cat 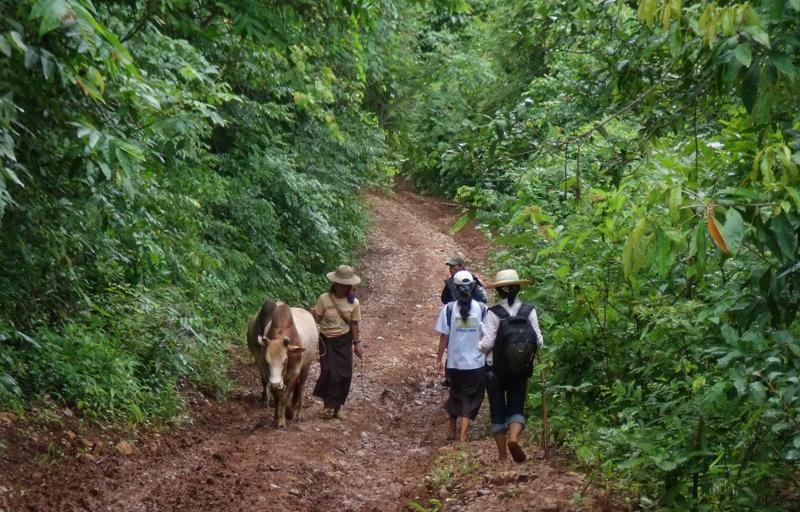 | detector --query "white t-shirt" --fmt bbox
[435,301,486,370]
